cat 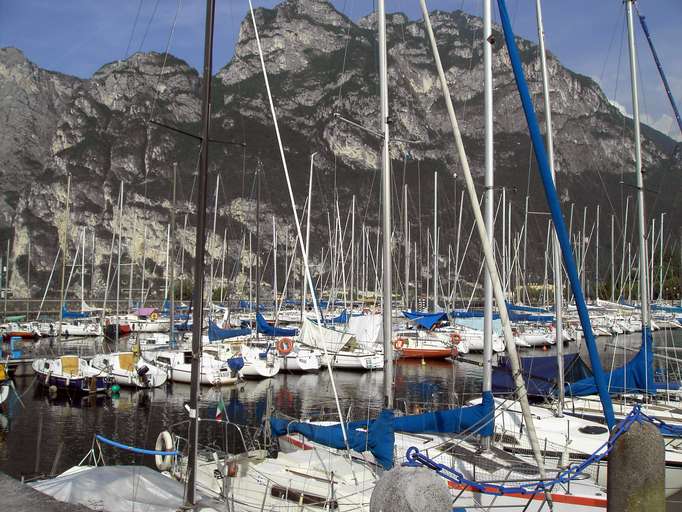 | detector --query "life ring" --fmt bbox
[277,337,294,355]
[450,333,462,345]
[155,431,175,471]
[150,312,159,321]
[393,338,406,350]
